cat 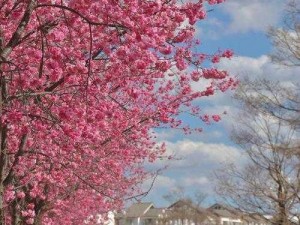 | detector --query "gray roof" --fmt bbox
[211,209,238,218]
[209,203,243,219]
[168,200,219,221]
[115,202,156,218]
[126,202,153,218]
